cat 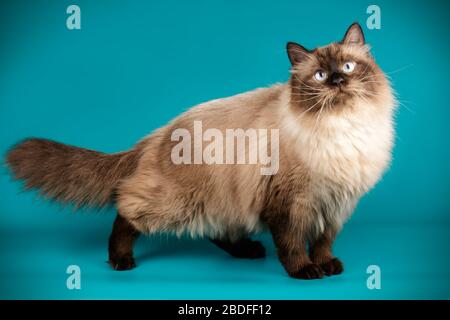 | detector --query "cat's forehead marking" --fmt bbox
[339,44,371,60]
[314,43,370,63]
[291,43,372,76]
